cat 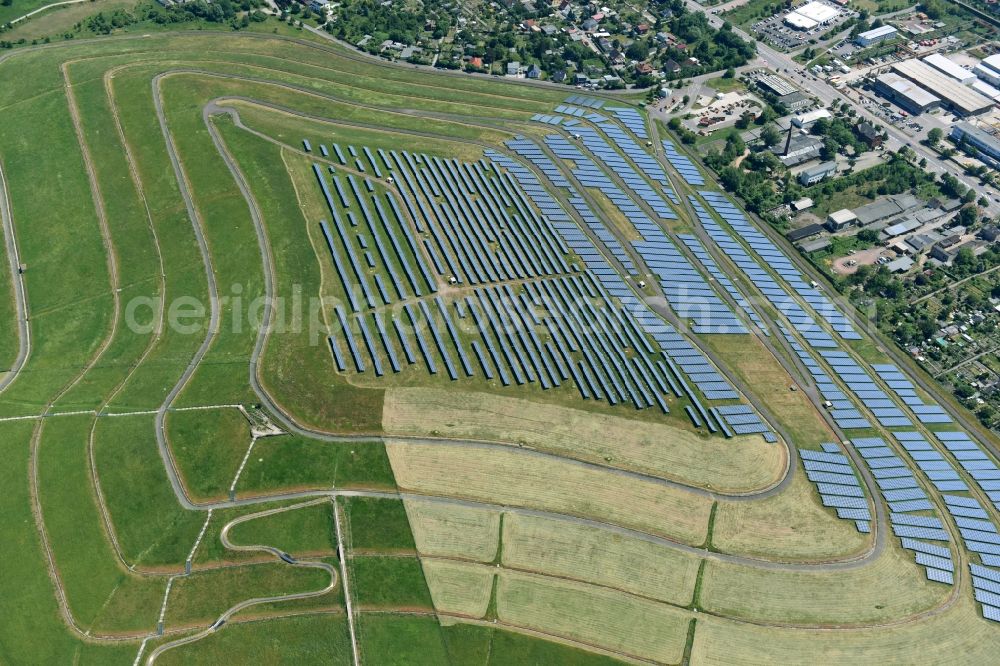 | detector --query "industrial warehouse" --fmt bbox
[890,59,993,116]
